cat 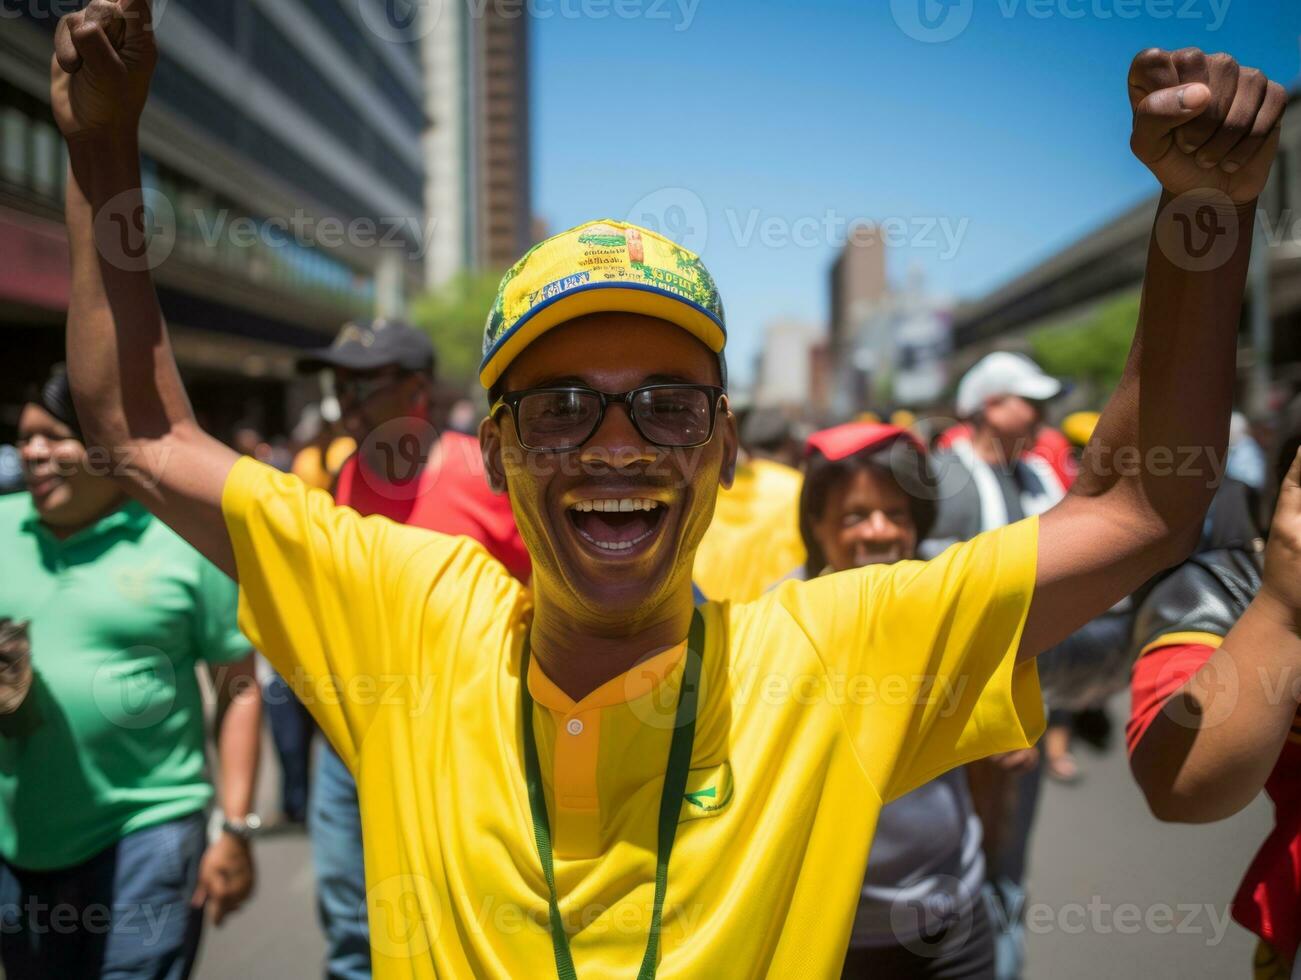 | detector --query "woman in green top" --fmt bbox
[0,365,262,980]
